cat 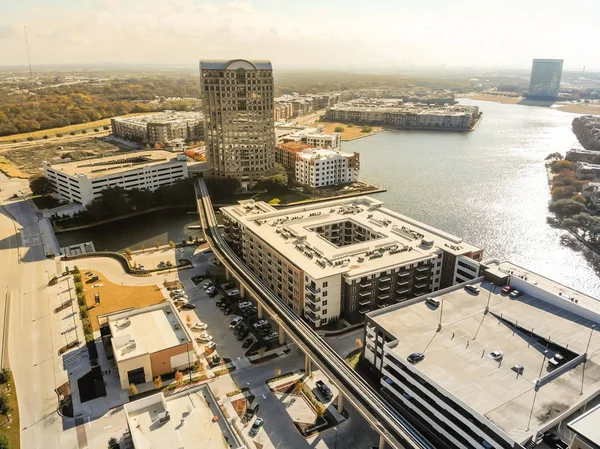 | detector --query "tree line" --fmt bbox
[0,76,201,136]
